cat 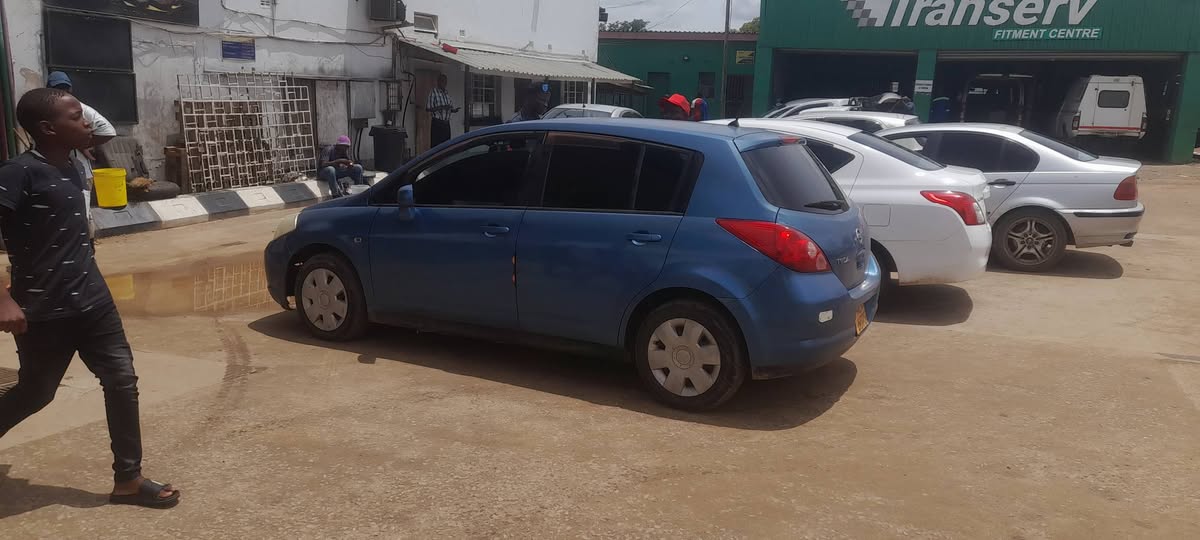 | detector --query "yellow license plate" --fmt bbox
[854,304,869,336]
